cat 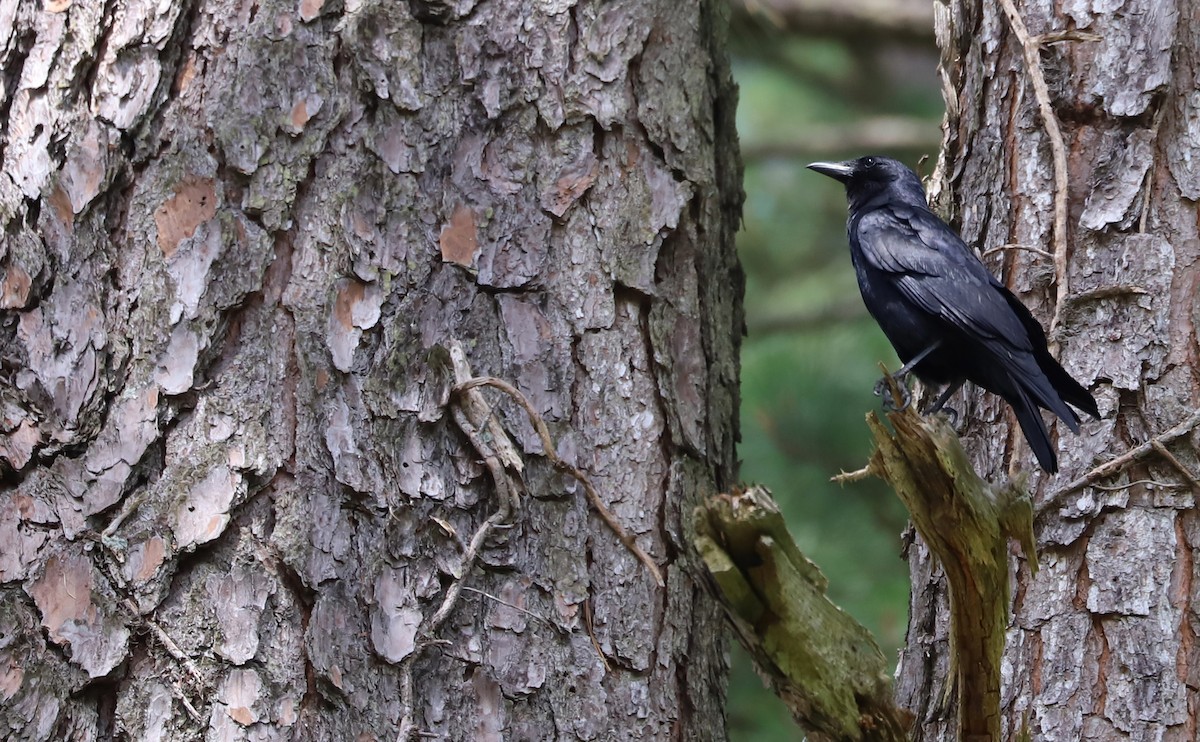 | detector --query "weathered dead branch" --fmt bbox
[740,116,940,162]
[838,375,1037,740]
[694,485,910,741]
